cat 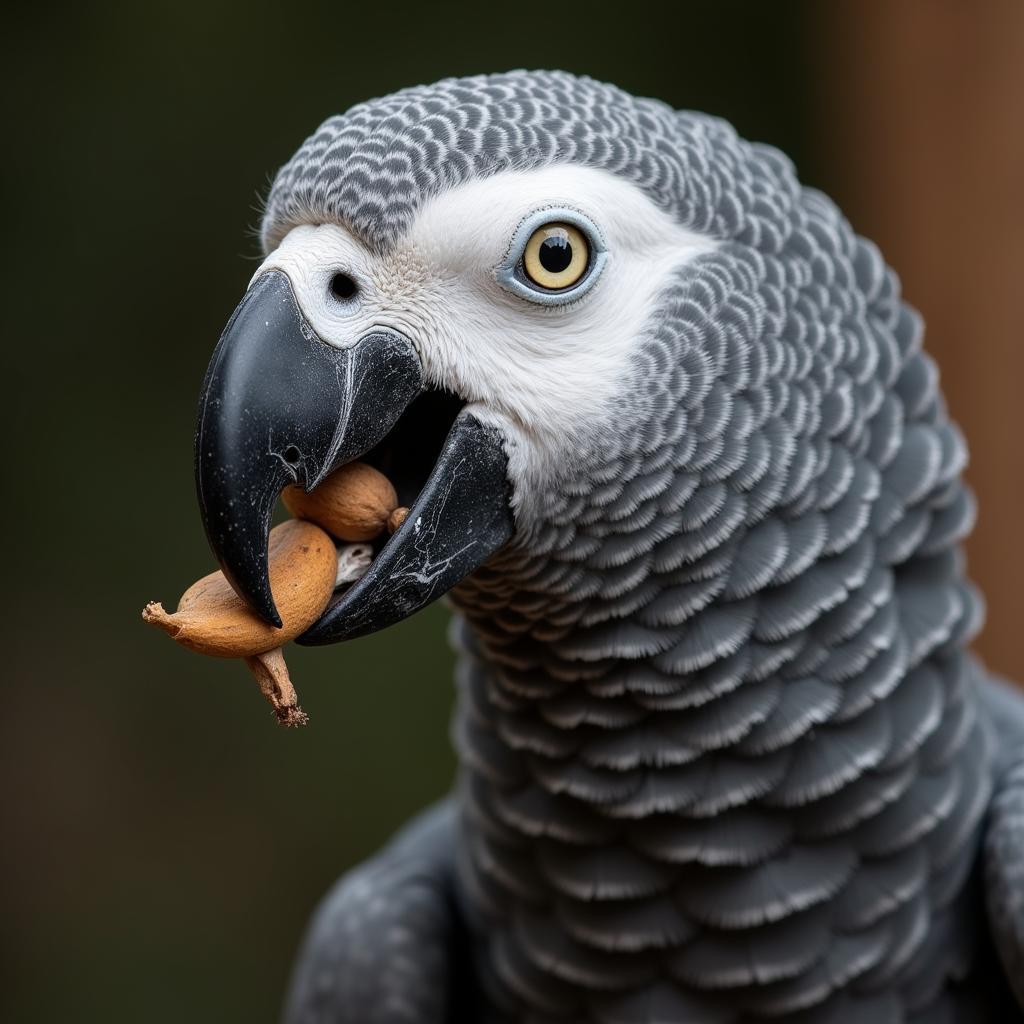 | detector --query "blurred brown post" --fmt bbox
[819,0,1024,684]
